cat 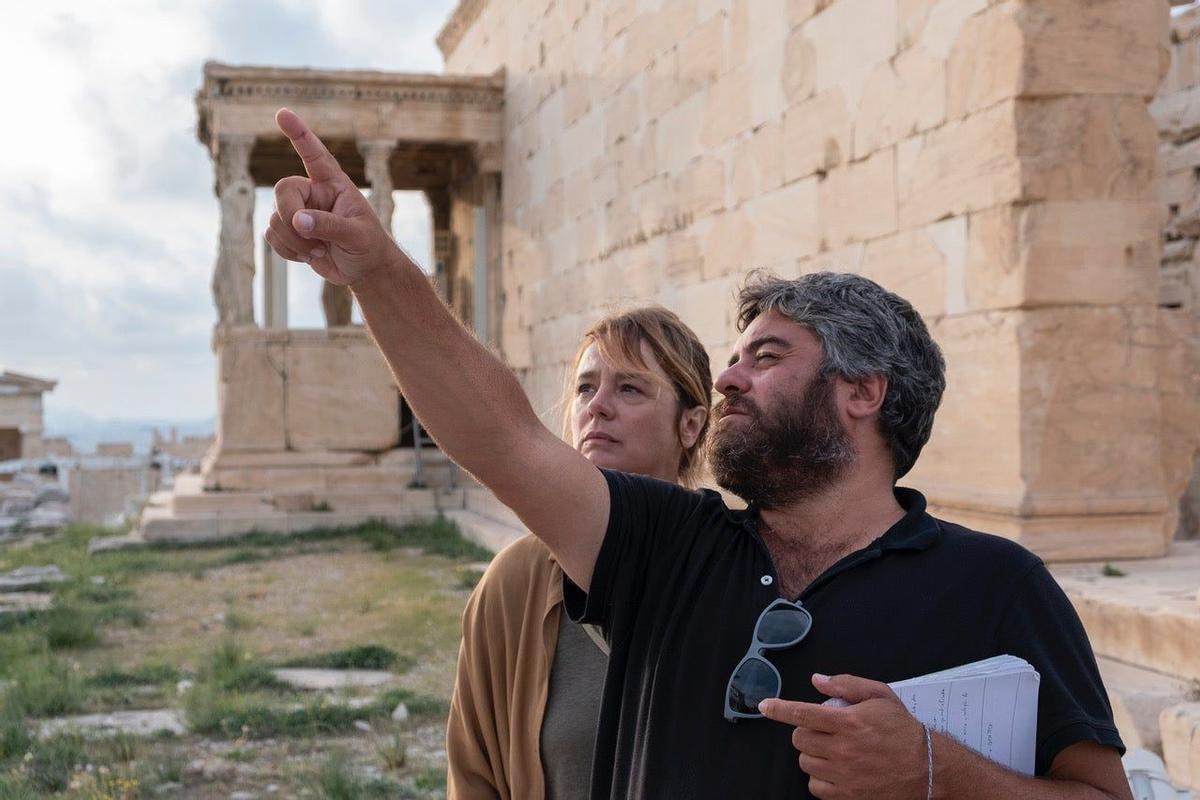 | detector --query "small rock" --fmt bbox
[265,785,279,794]
[186,758,206,776]
[0,564,67,593]
[90,575,106,585]
[229,792,258,800]
[391,703,409,723]
[154,783,183,796]
[353,720,372,733]
[176,679,195,694]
